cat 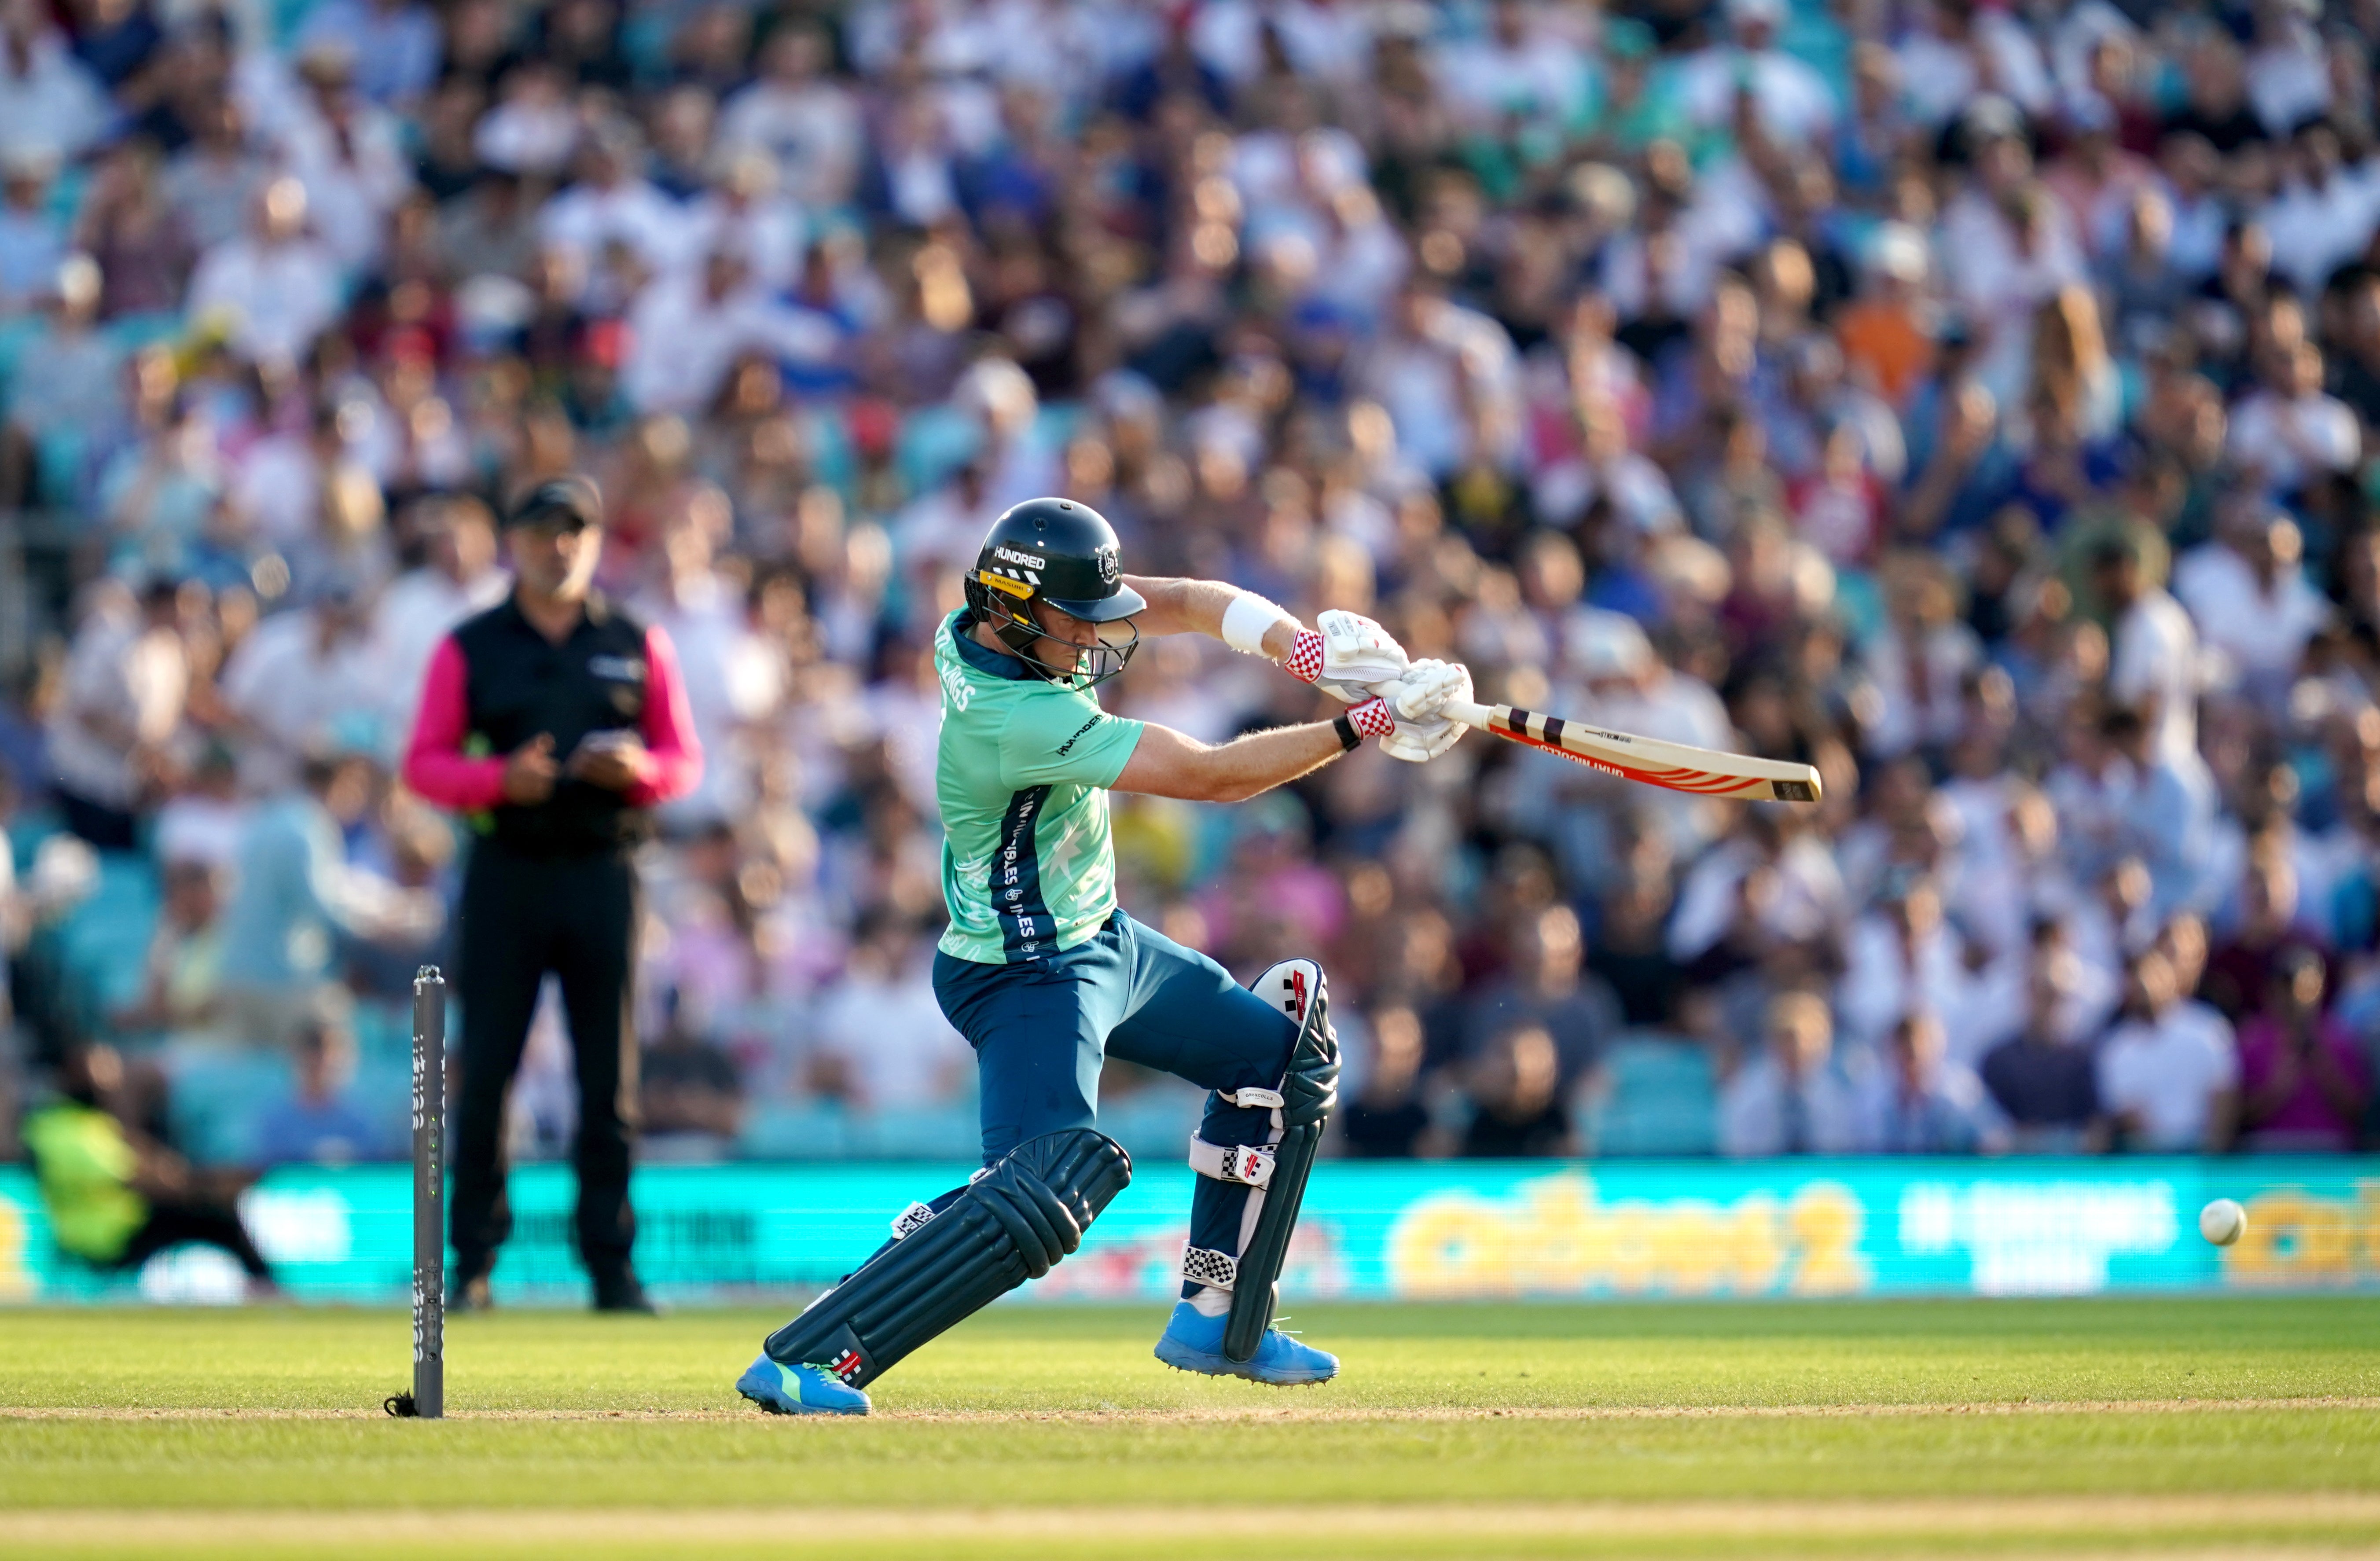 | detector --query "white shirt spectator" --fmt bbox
[47,596,187,810]
[1353,294,1518,478]
[540,174,690,283]
[2107,586,2201,771]
[294,0,440,106]
[717,55,863,211]
[621,263,812,415]
[2171,536,2329,693]
[2227,382,2361,498]
[1853,1055,2007,1153]
[473,70,580,175]
[1432,17,1587,137]
[278,94,414,270]
[807,939,973,1110]
[372,562,510,738]
[1680,45,1838,145]
[635,546,781,821]
[2097,1001,2237,1151]
[1897,12,2052,125]
[680,184,808,292]
[1718,1054,1863,1156]
[186,230,341,364]
[0,26,112,161]
[2247,23,2331,136]
[2262,173,2379,297]
[217,606,383,790]
[1667,830,1847,962]
[1836,908,1985,1062]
